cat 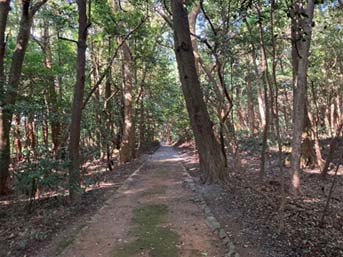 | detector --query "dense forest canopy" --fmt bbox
[0,0,342,190]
